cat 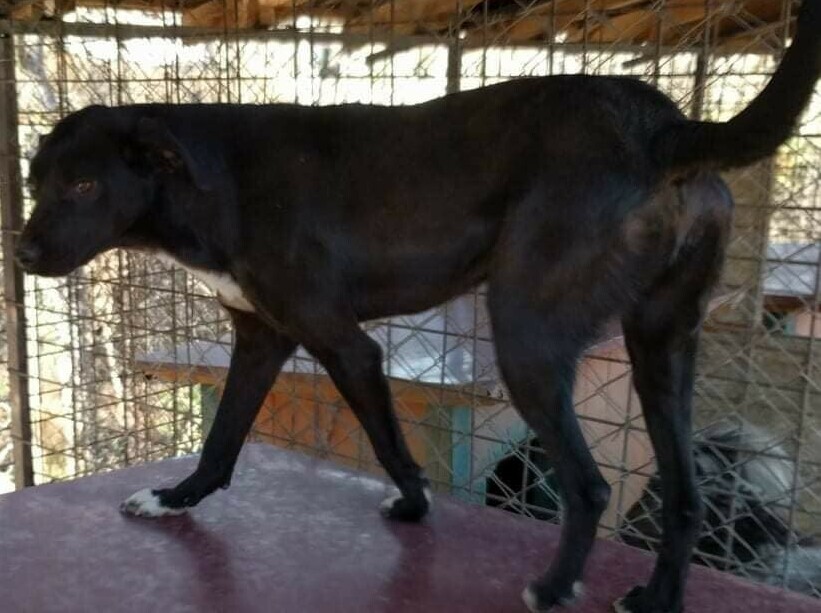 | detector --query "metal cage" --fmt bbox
[0,0,818,597]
